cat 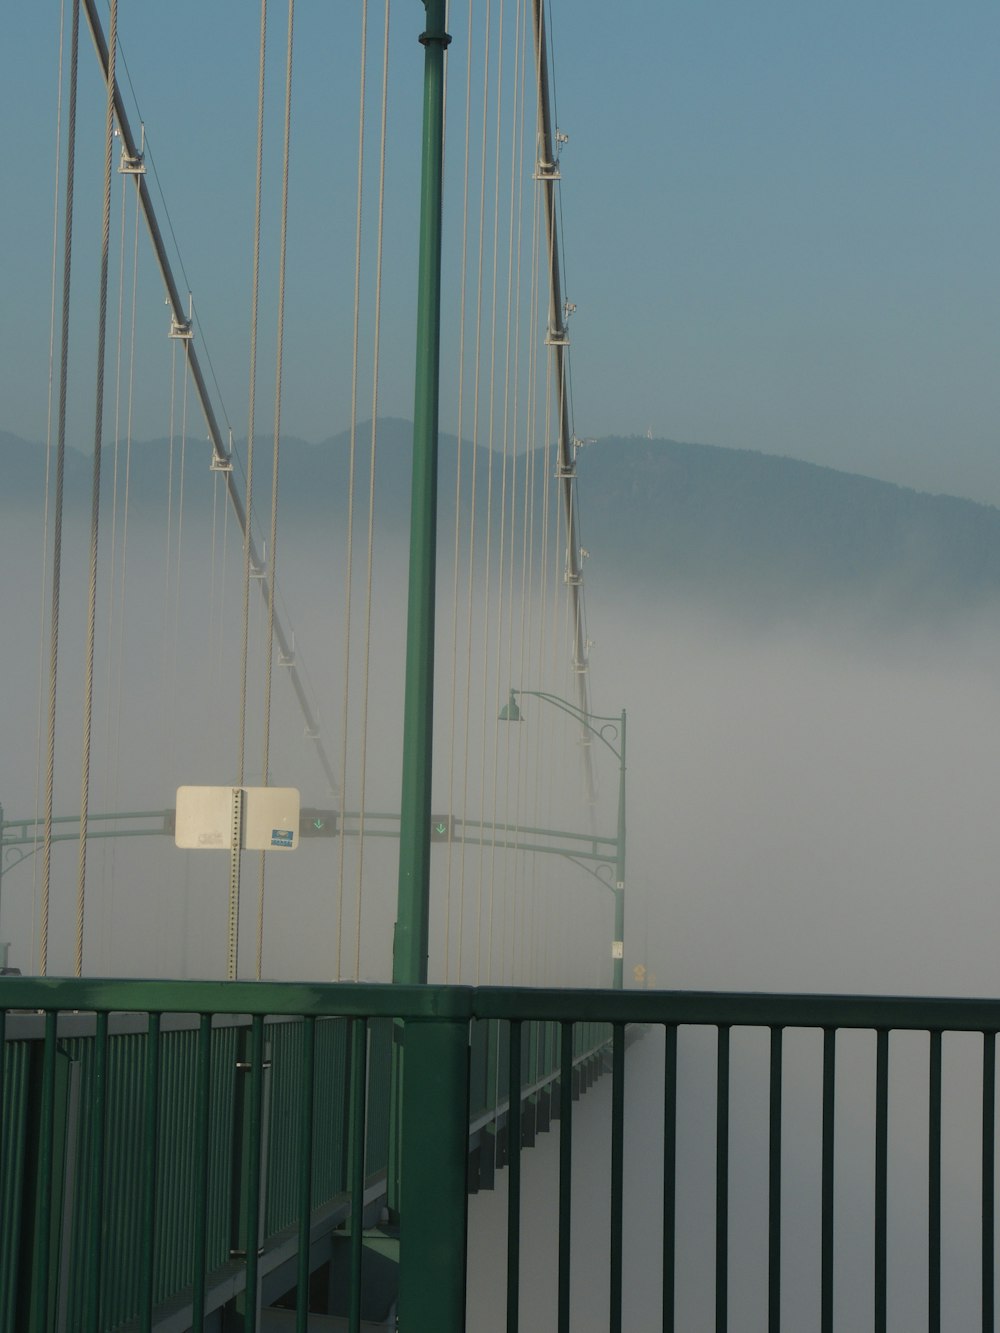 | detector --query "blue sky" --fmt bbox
[2,2,998,504]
